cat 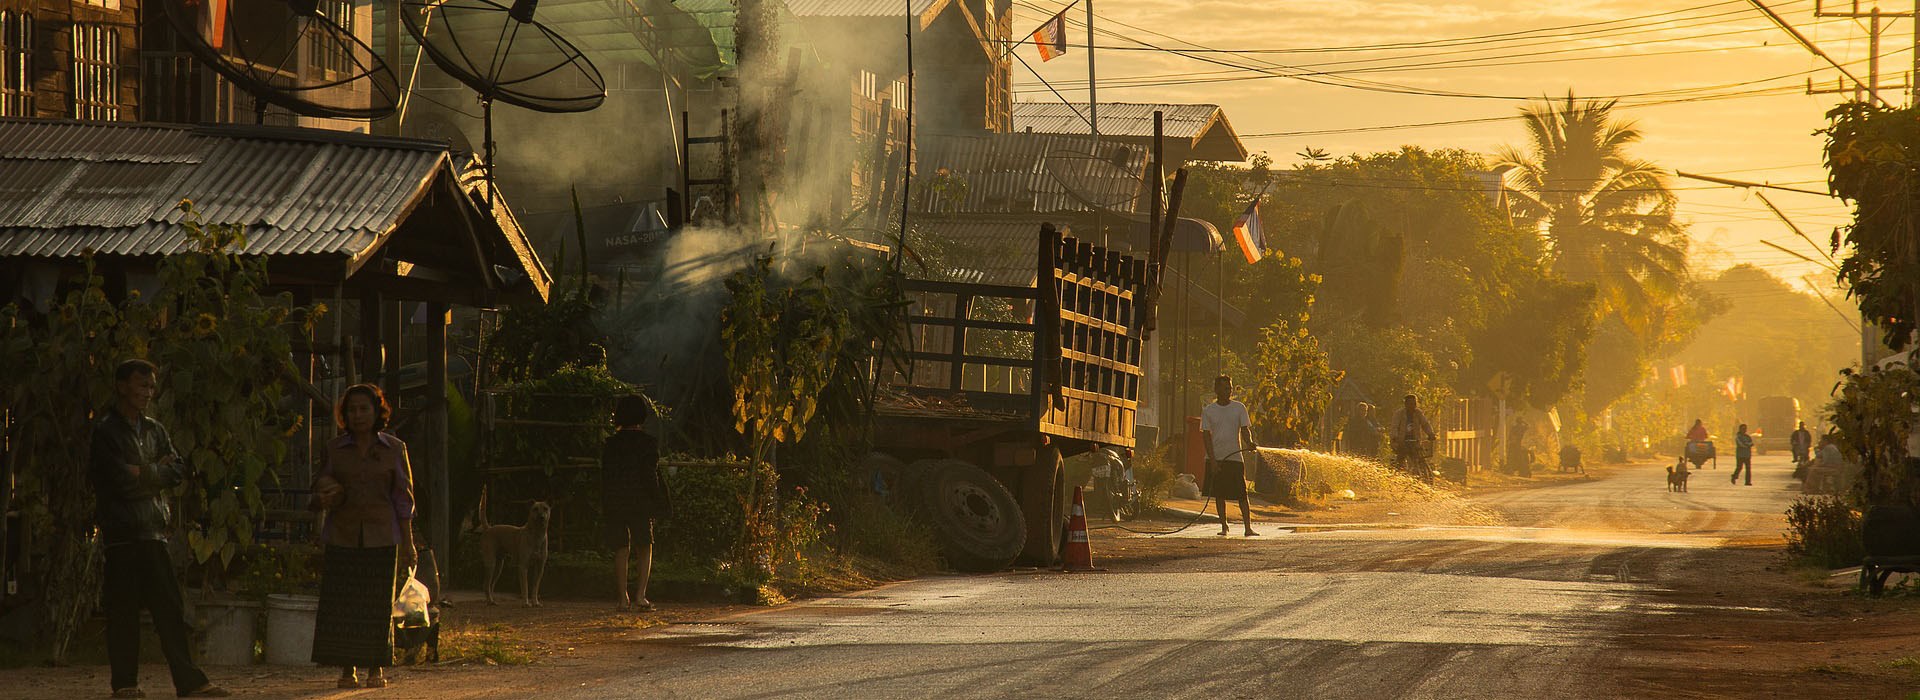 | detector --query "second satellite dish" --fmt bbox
[159,0,401,121]
[399,0,607,113]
